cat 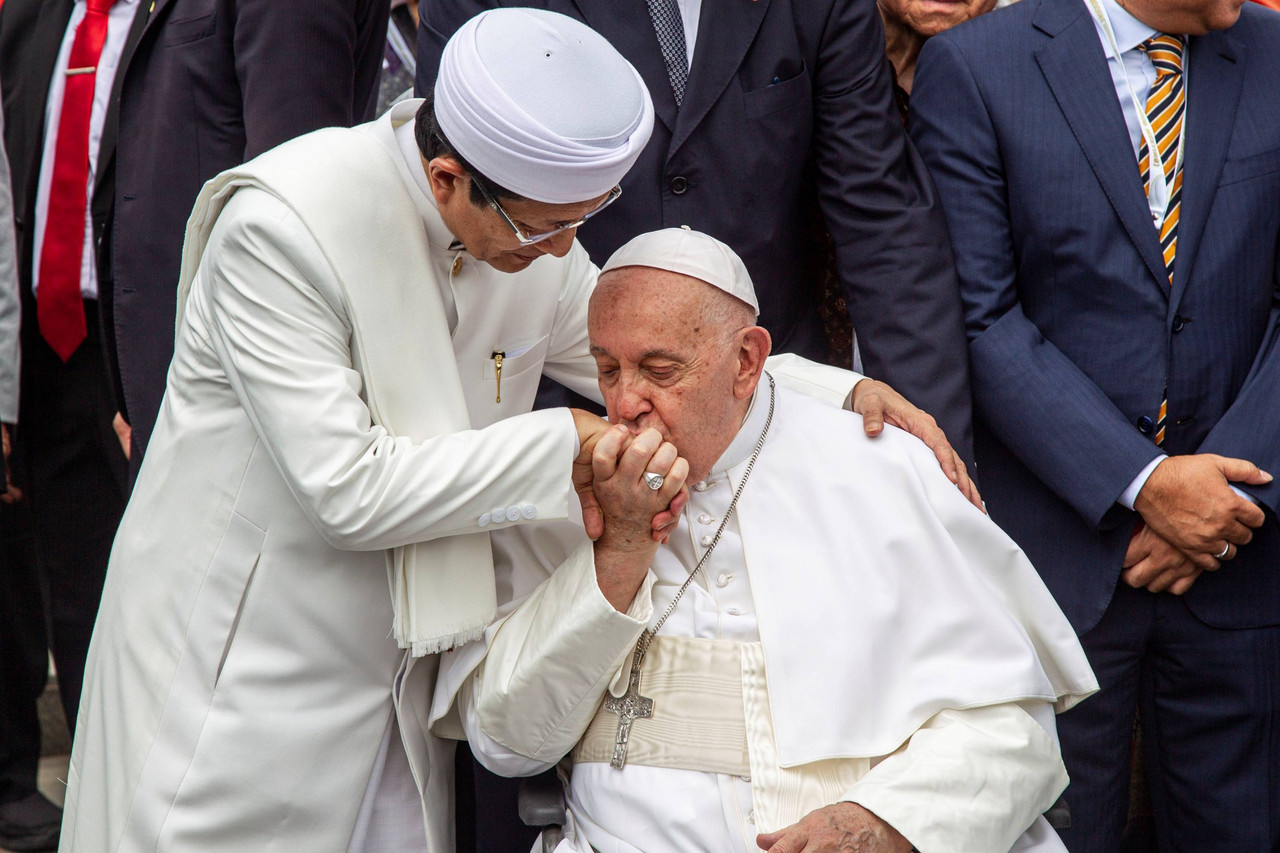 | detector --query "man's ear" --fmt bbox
[733,326,772,400]
[426,156,466,207]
